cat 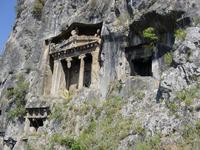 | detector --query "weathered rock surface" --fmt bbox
[0,0,200,149]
